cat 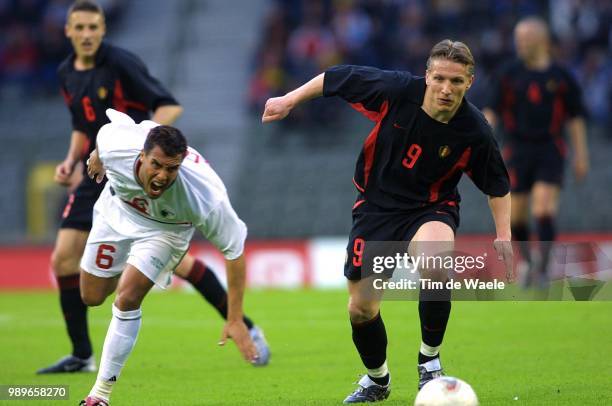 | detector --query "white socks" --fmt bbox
[90,304,142,401]
[367,360,389,378]
[419,341,440,358]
